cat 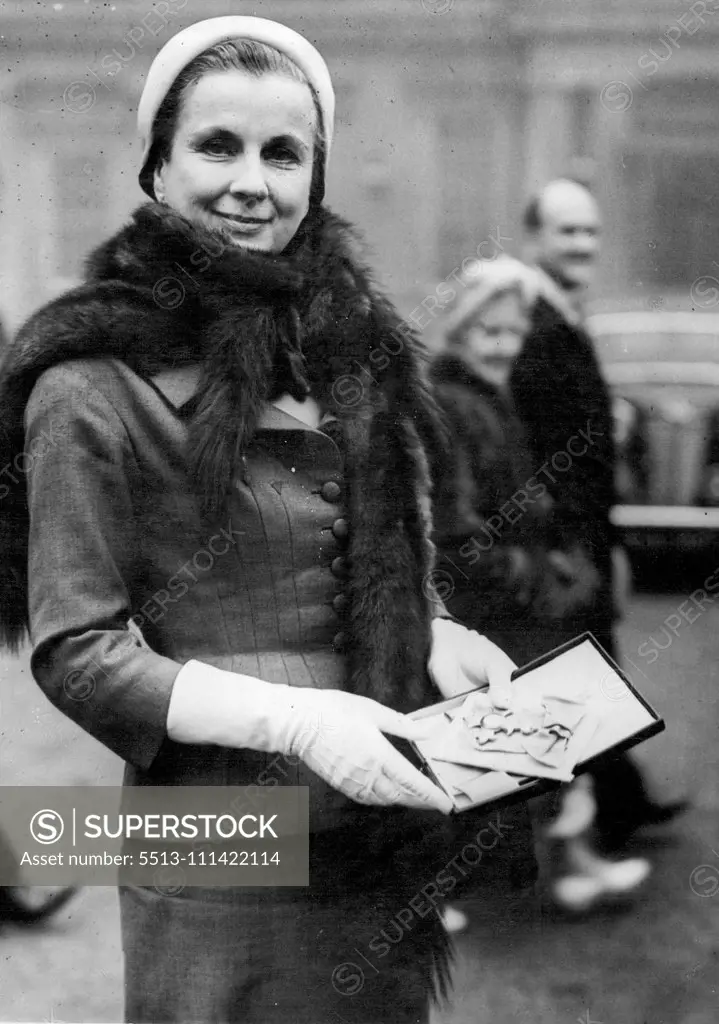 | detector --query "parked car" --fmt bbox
[588,311,719,556]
